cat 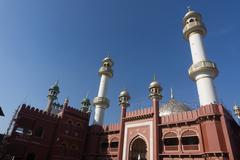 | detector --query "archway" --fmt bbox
[129,137,147,160]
